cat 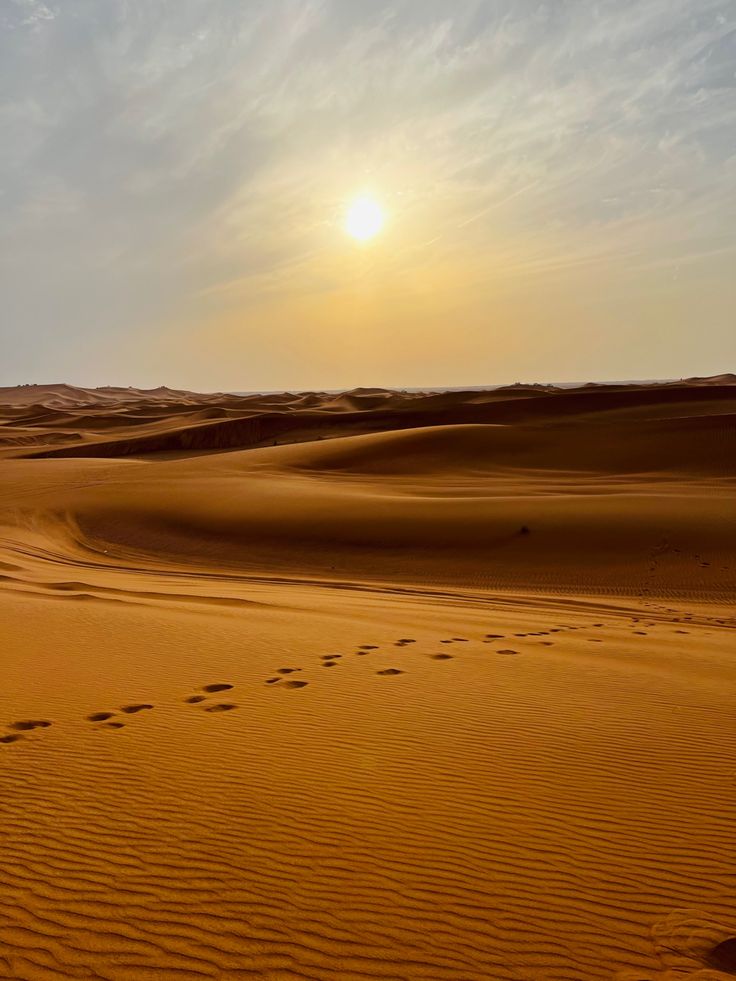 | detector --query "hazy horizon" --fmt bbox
[2,0,735,391]
[5,372,733,396]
